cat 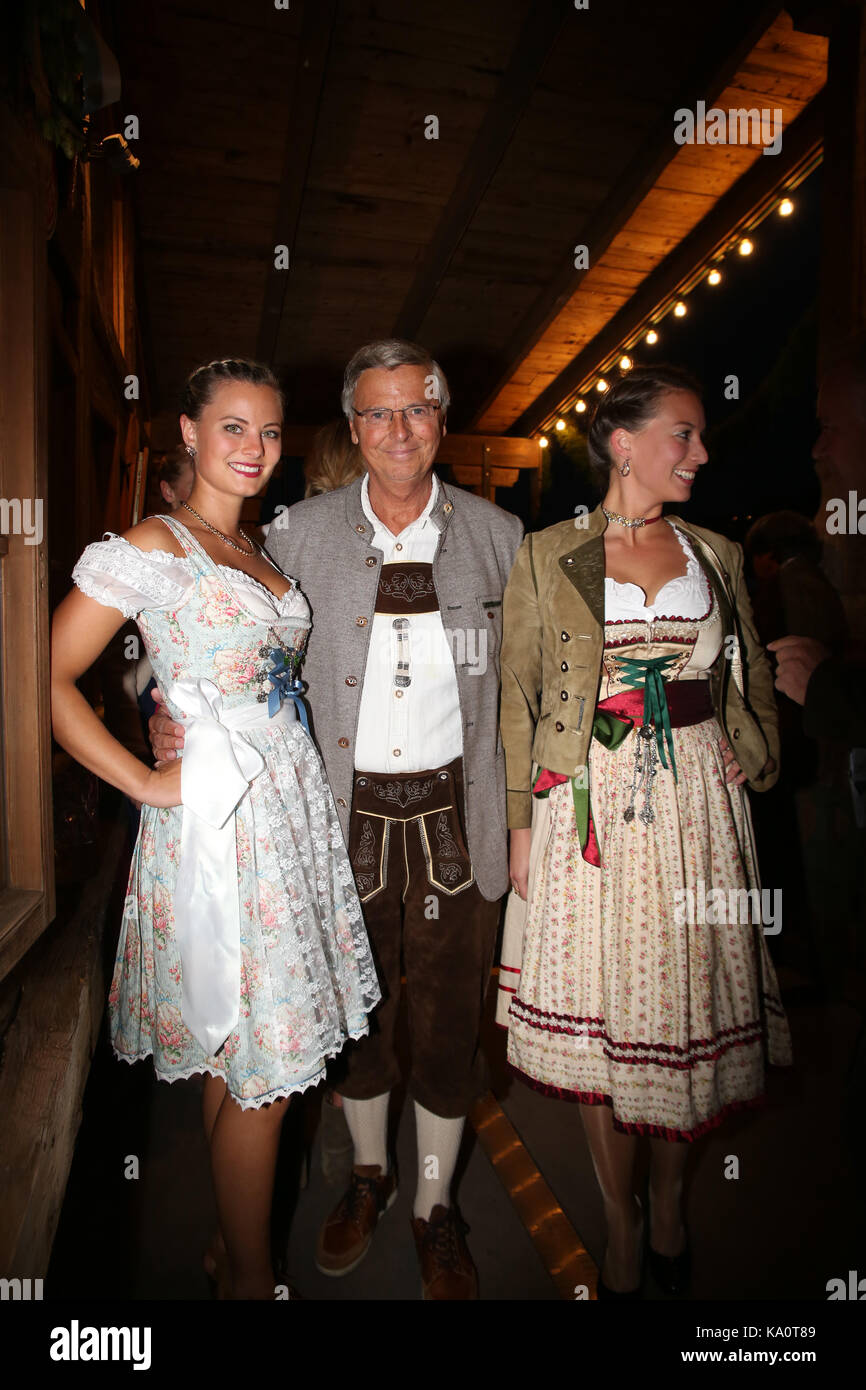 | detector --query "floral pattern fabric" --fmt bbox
[73,517,380,1108]
[506,526,792,1140]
